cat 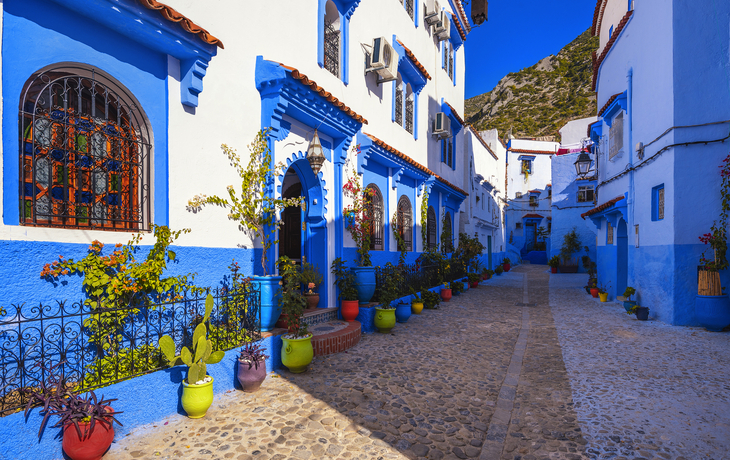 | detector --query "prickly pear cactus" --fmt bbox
[158,294,225,384]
